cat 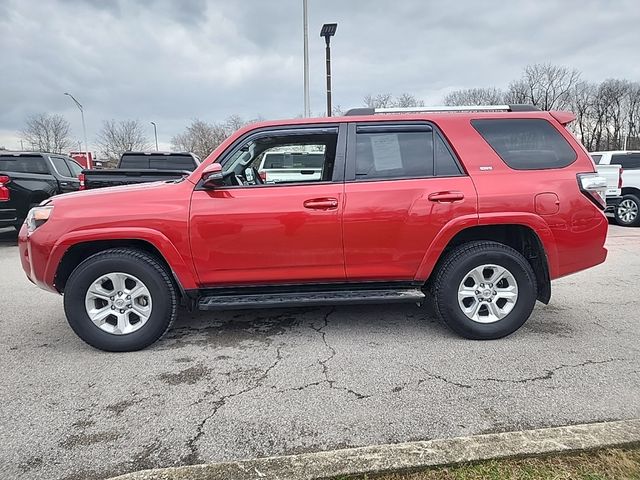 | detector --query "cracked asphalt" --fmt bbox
[1,224,639,480]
